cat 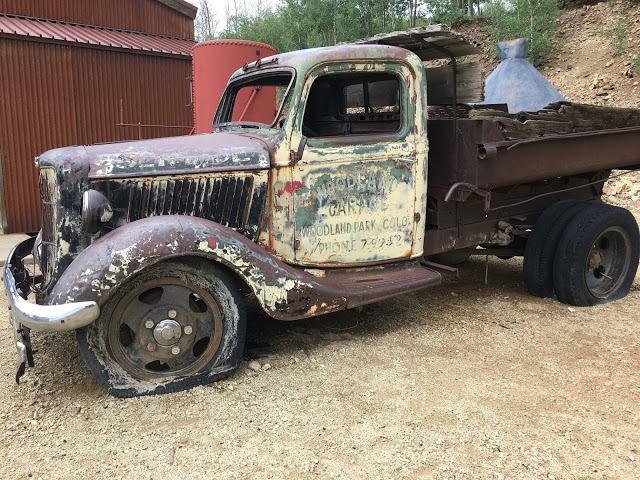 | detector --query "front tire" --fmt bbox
[553,204,639,306]
[77,259,246,397]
